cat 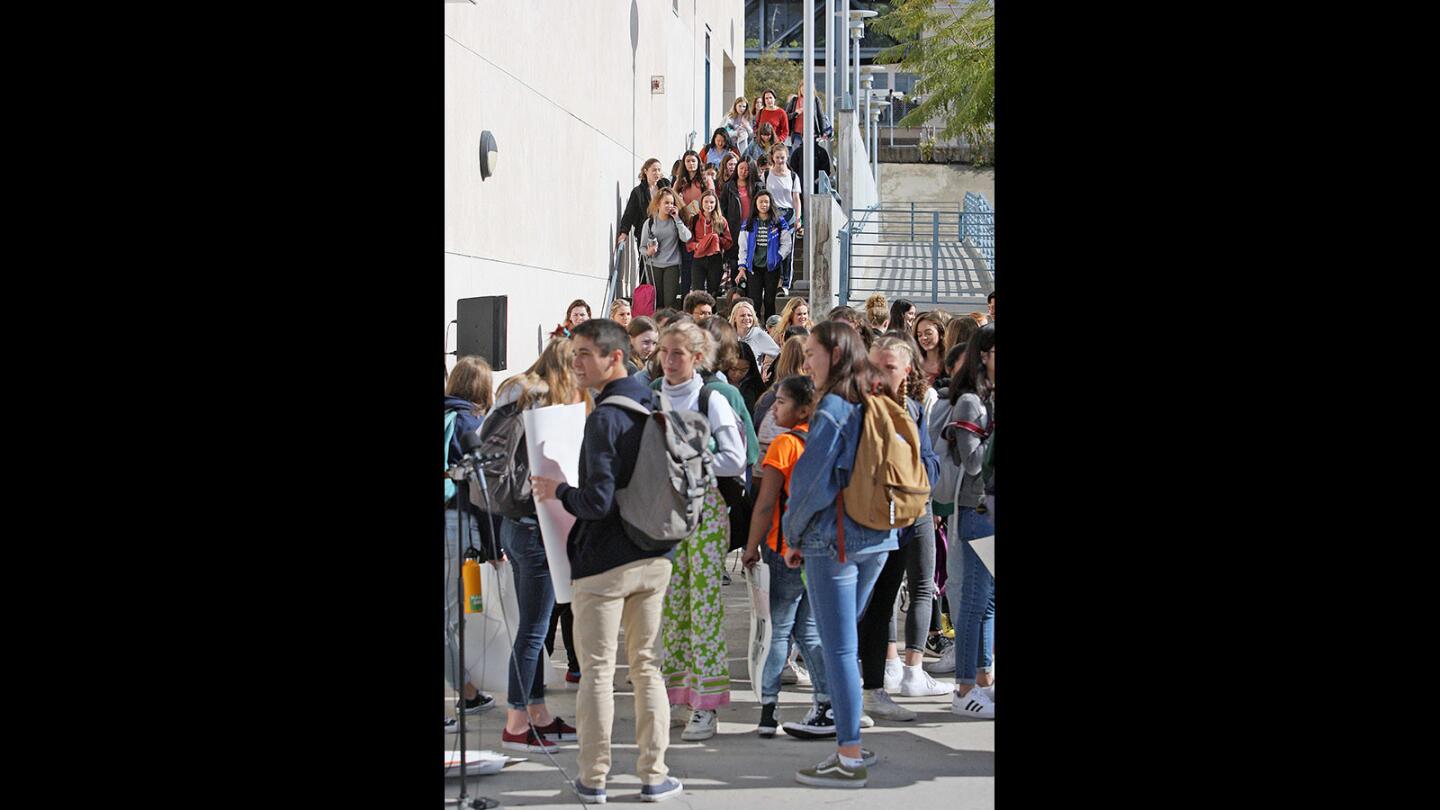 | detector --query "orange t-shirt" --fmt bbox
[762,423,808,554]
